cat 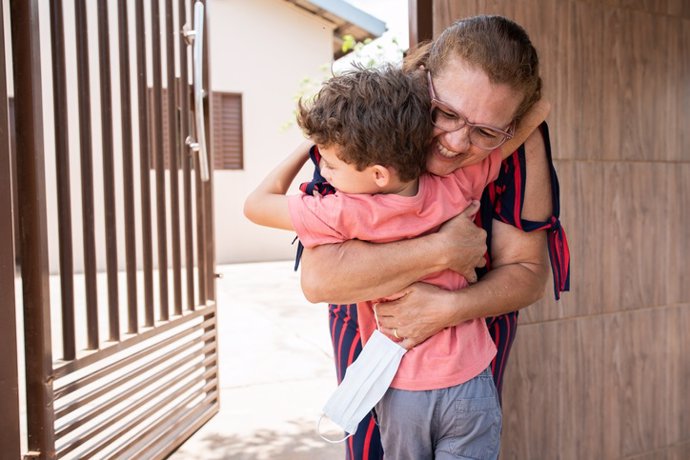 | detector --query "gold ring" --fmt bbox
[393,328,400,339]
